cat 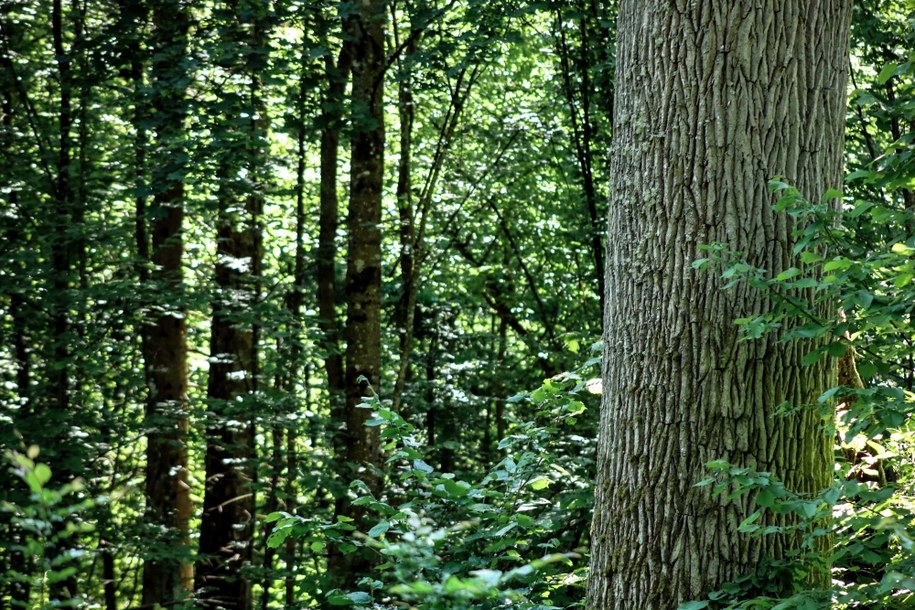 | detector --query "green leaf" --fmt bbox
[528,476,551,490]
[677,601,710,610]
[791,278,819,289]
[801,349,823,366]
[858,361,877,379]
[799,251,823,264]
[826,342,847,358]
[412,459,434,474]
[876,62,899,84]
[823,258,852,272]
[264,511,286,523]
[367,521,389,537]
[443,479,471,498]
[267,530,291,549]
[328,591,371,606]
[34,463,52,487]
[822,188,843,201]
[891,242,915,256]
[775,267,801,281]
[756,487,776,508]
